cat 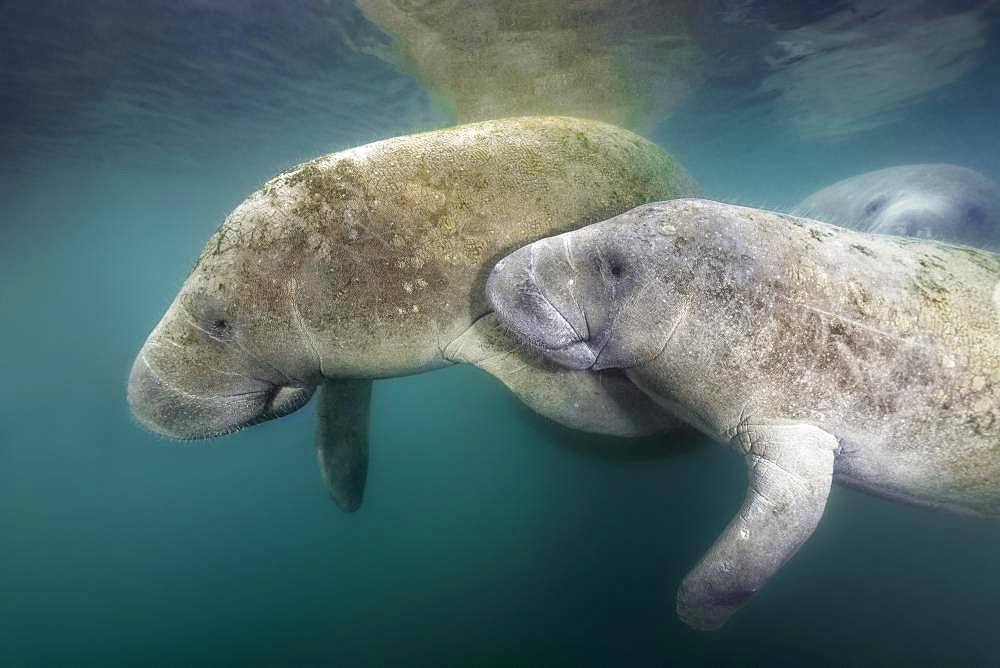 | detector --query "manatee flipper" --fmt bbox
[444,313,680,437]
[677,423,837,630]
[315,378,373,512]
